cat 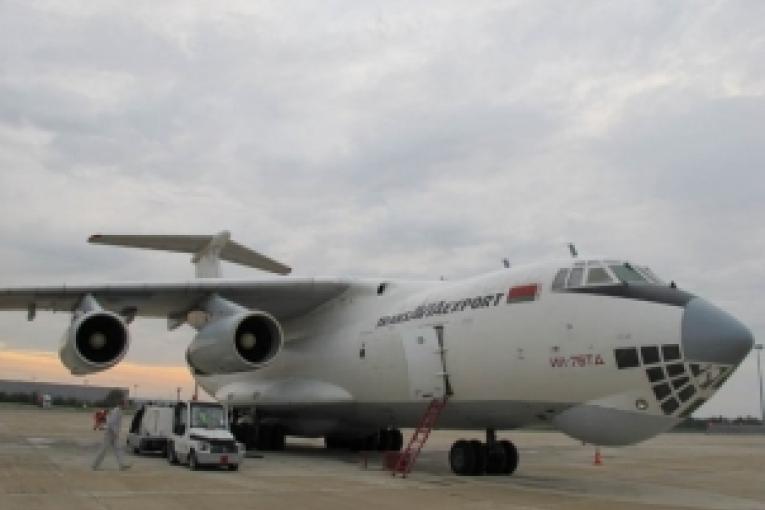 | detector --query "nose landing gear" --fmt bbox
[449,429,518,476]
